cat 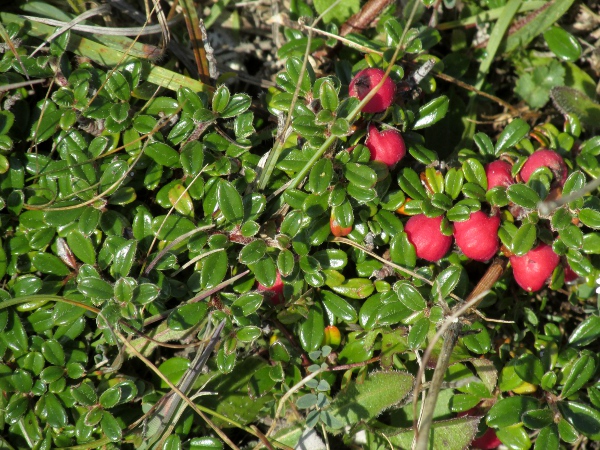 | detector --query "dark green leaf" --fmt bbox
[496,119,530,153]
